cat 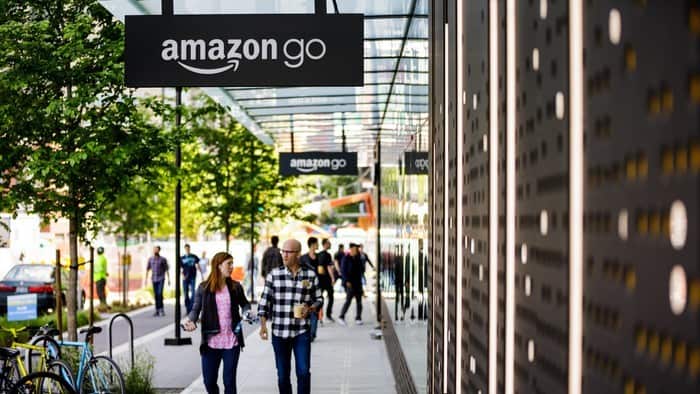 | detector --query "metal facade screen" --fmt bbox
[279,152,358,175]
[125,14,364,87]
